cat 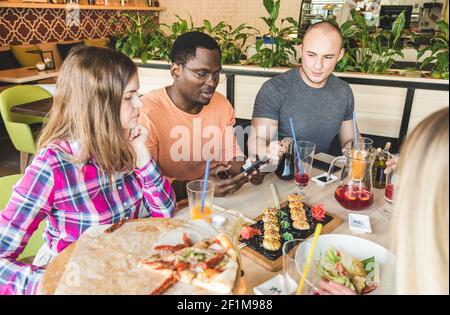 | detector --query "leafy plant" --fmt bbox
[200,20,258,64]
[159,14,198,61]
[113,5,412,75]
[355,10,406,73]
[334,19,358,72]
[113,13,168,63]
[247,0,301,68]
[417,20,449,79]
[168,14,197,38]
[335,10,407,74]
